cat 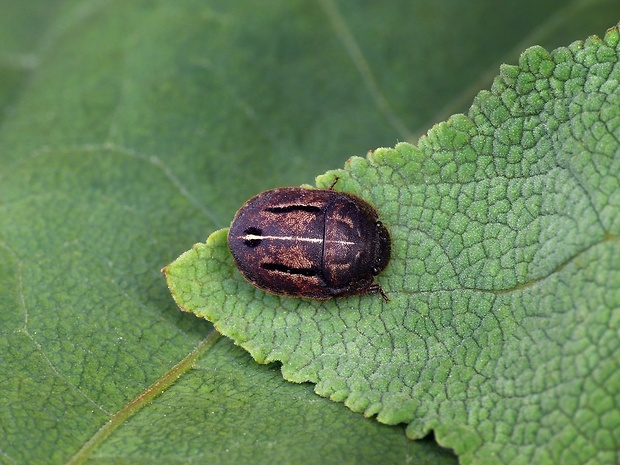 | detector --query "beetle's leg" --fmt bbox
[328,177,340,190]
[367,284,389,302]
